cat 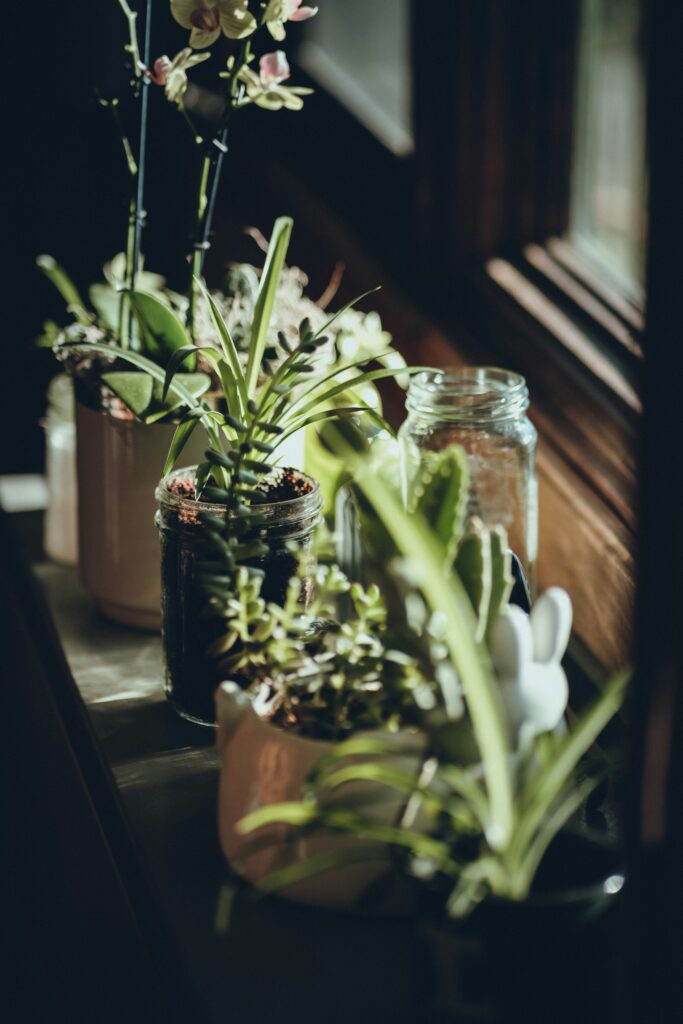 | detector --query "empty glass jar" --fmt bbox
[398,368,538,591]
